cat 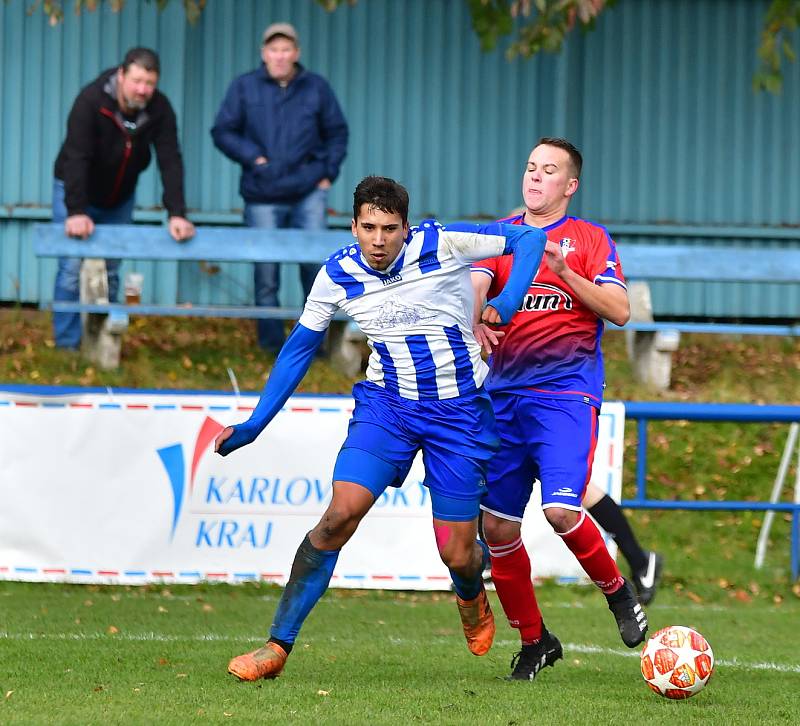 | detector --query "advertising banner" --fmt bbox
[0,388,624,589]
